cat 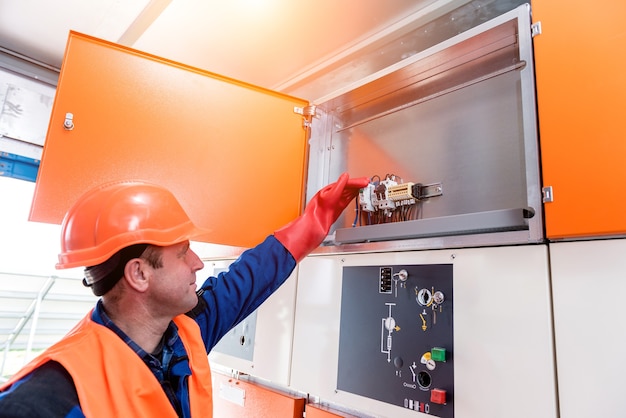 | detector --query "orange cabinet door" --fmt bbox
[533,1,626,239]
[30,32,309,249]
